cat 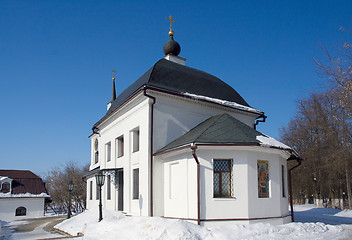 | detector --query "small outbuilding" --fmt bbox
[0,170,50,220]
